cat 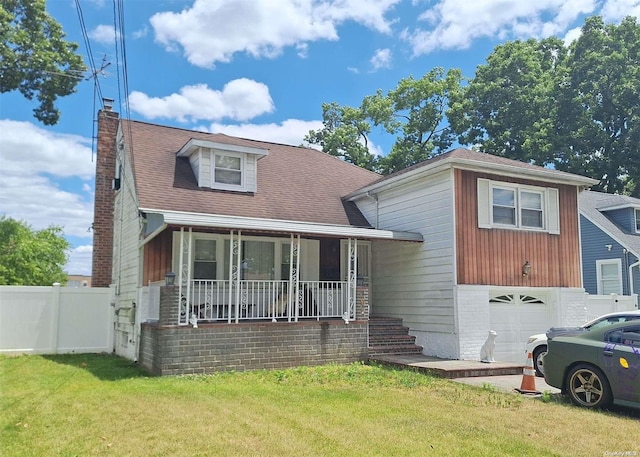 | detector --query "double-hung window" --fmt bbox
[478,179,558,233]
[194,239,216,280]
[635,208,640,233]
[596,259,623,295]
[214,153,243,187]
